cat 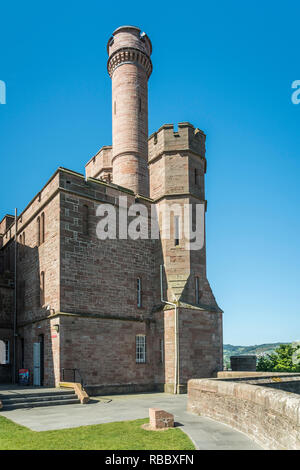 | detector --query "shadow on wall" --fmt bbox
[0,243,56,387]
